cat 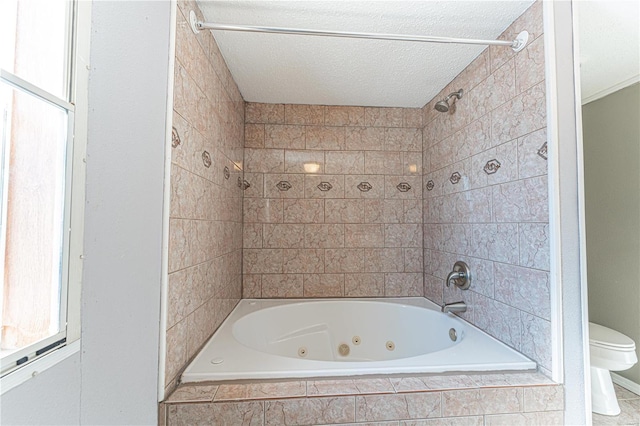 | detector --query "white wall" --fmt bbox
[1,2,172,424]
